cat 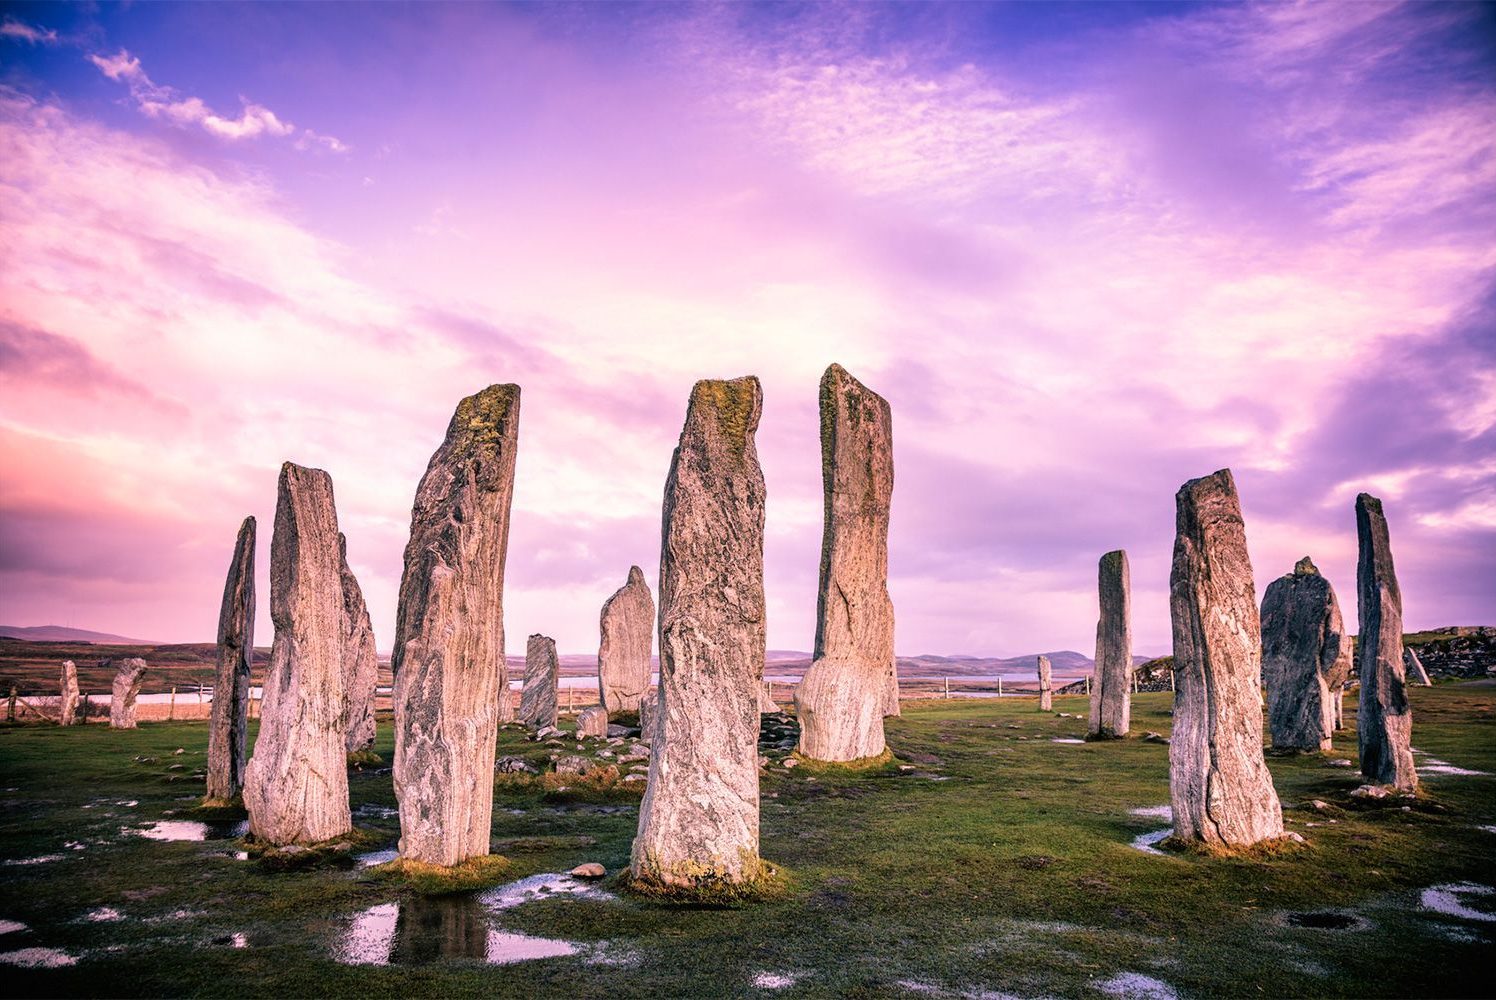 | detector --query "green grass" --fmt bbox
[1,686,1493,997]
